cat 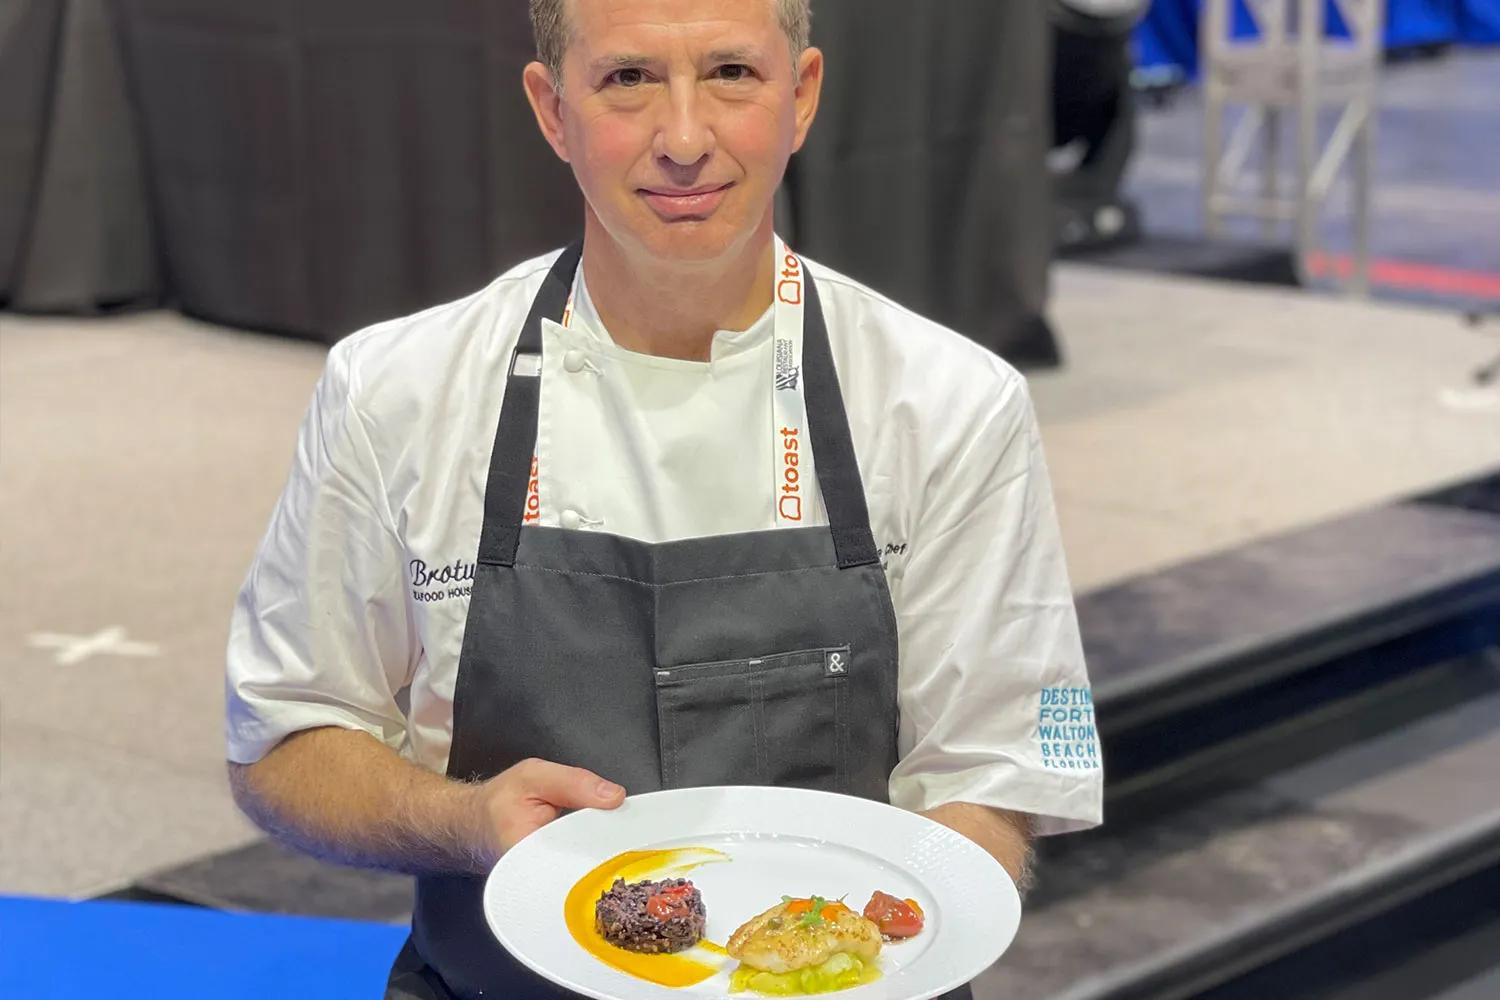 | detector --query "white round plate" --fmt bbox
[484,786,1020,999]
